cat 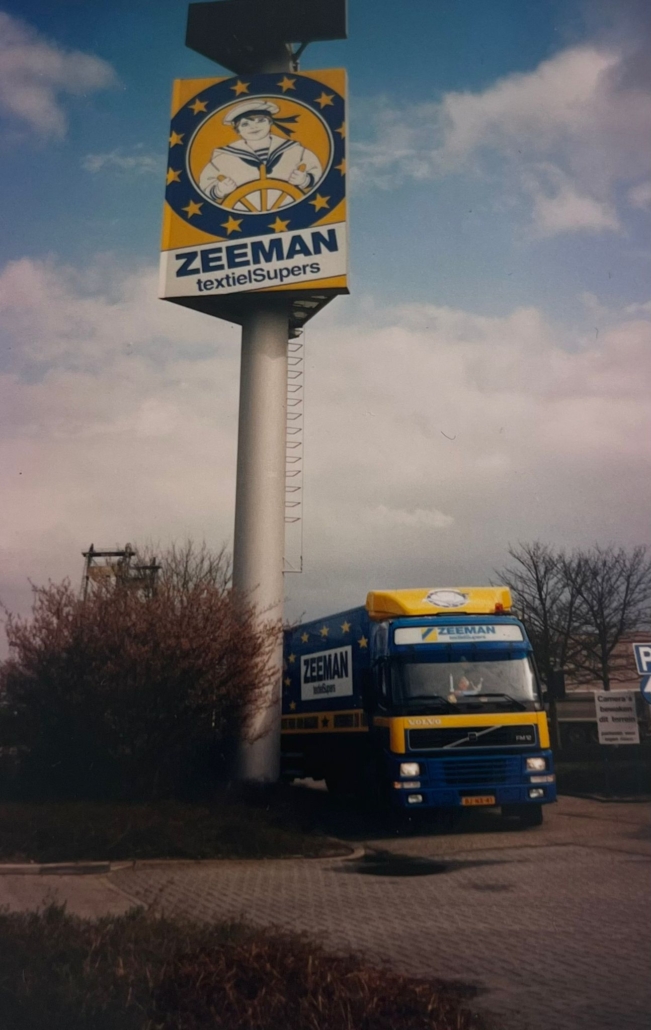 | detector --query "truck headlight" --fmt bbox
[526,757,547,771]
[400,762,421,777]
